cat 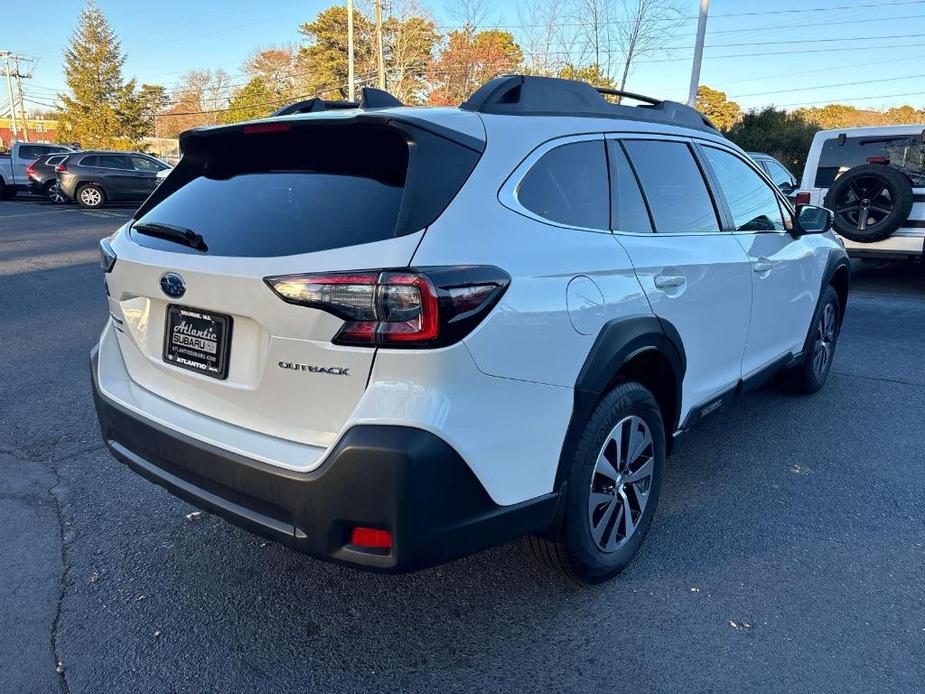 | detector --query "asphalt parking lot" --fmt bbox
[1,196,923,693]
